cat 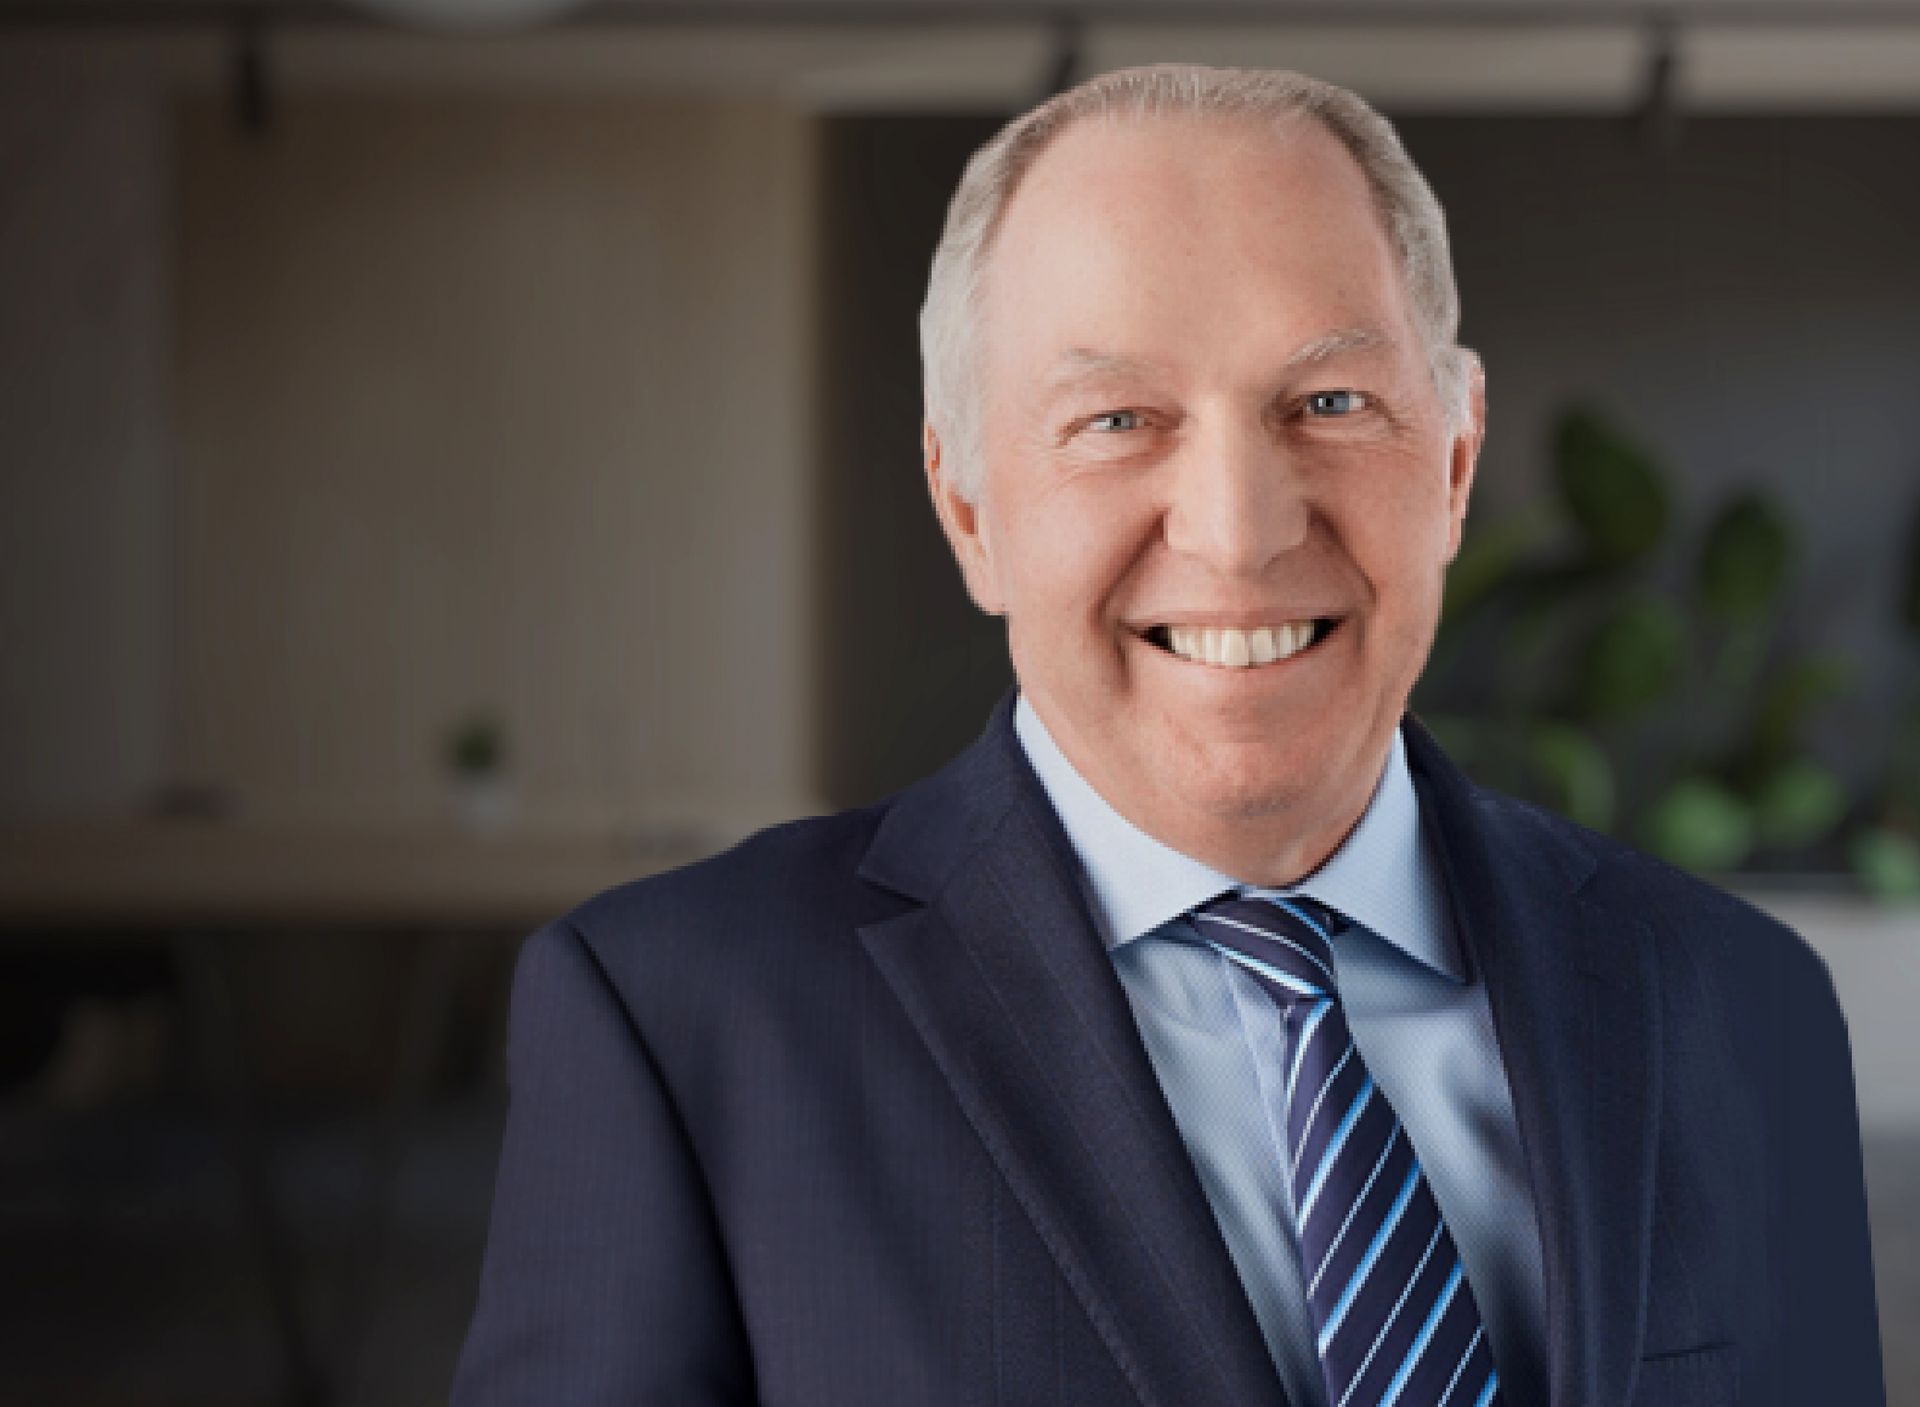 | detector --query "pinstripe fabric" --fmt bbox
[1193,891,1504,1407]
